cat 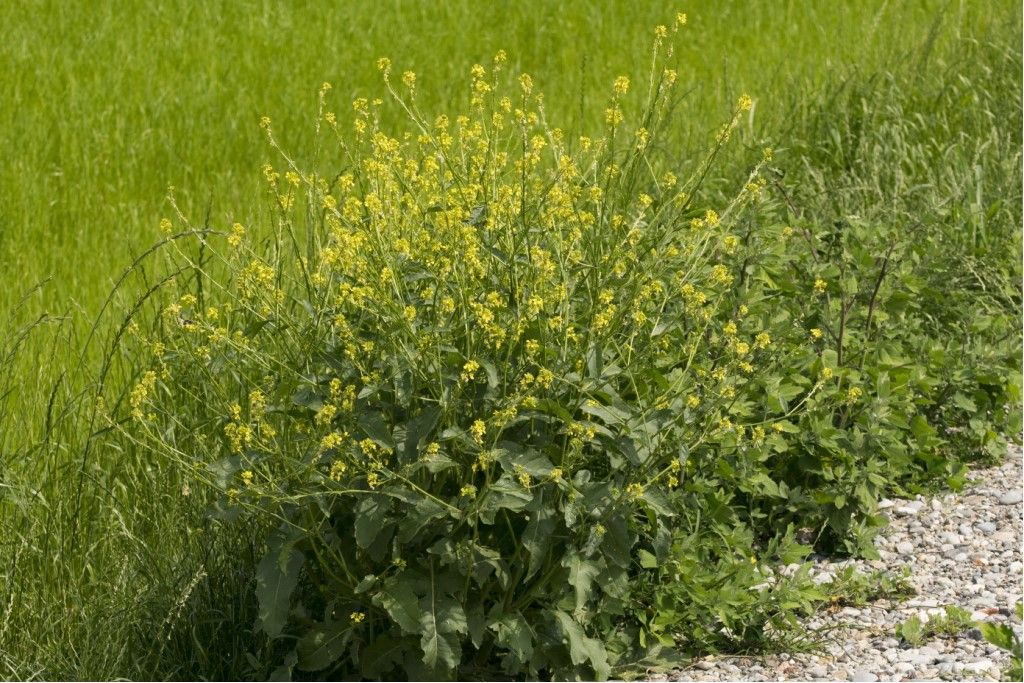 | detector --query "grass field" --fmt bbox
[0,0,1020,679]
